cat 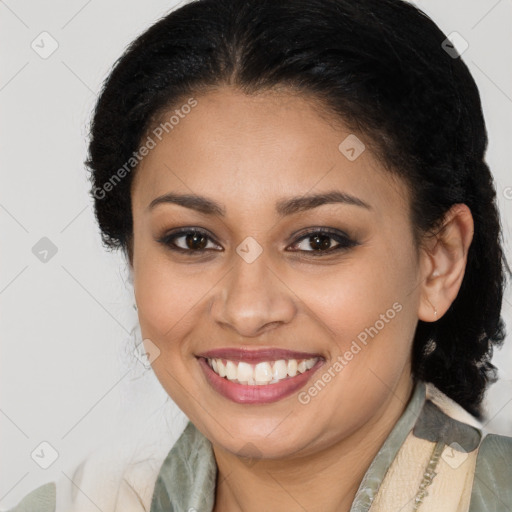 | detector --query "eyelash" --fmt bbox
[157,227,358,257]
